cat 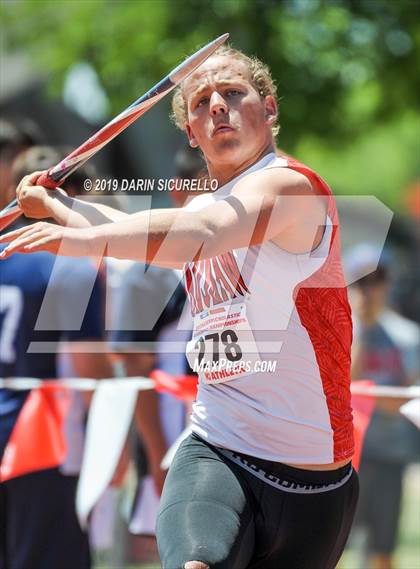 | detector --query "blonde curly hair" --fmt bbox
[171,45,279,137]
